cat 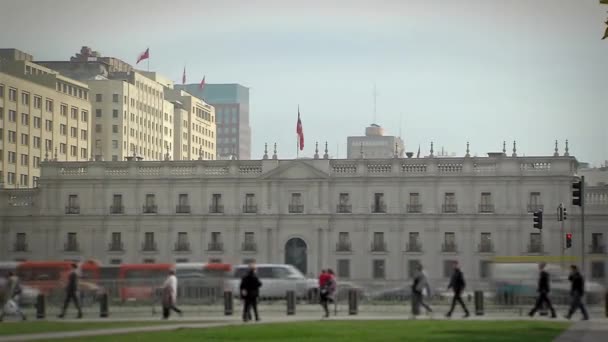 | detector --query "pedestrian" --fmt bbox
[566,265,589,320]
[319,269,330,289]
[320,269,337,318]
[411,264,432,316]
[240,264,262,322]
[528,262,556,318]
[161,270,182,319]
[58,263,82,319]
[445,262,469,318]
[0,272,26,322]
